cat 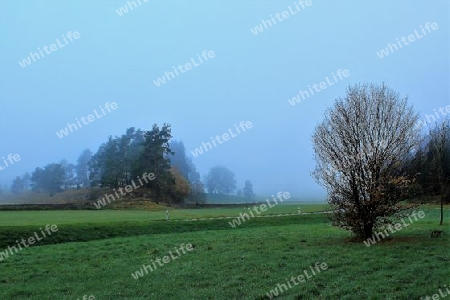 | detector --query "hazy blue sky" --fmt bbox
[0,0,448,198]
